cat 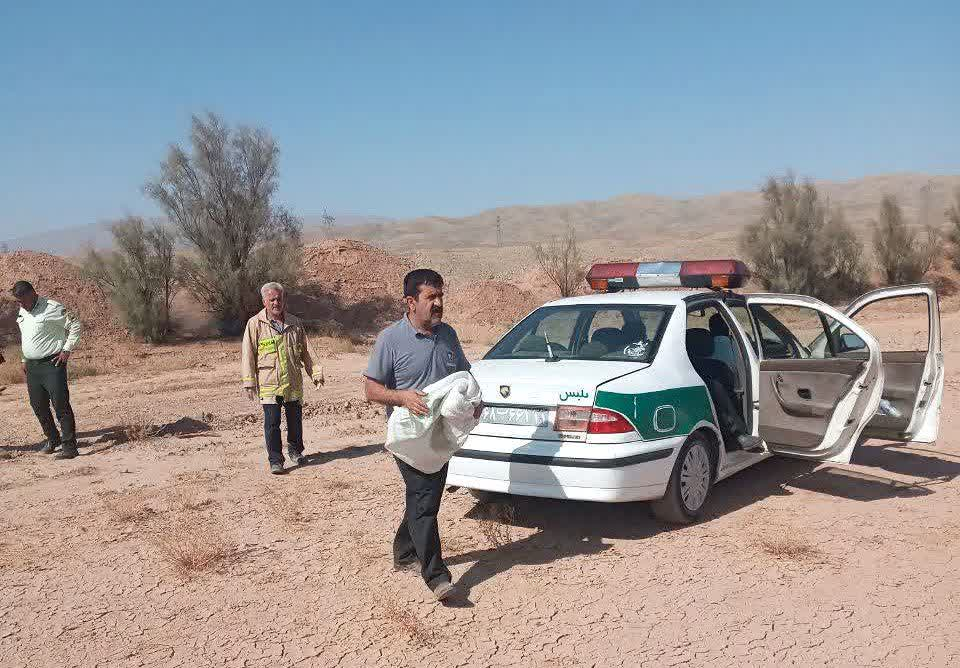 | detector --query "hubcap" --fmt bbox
[679,443,710,512]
